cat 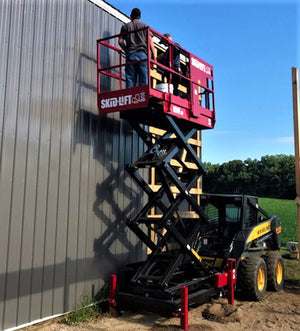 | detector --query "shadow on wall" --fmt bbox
[74,110,144,264]
[0,117,144,323]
